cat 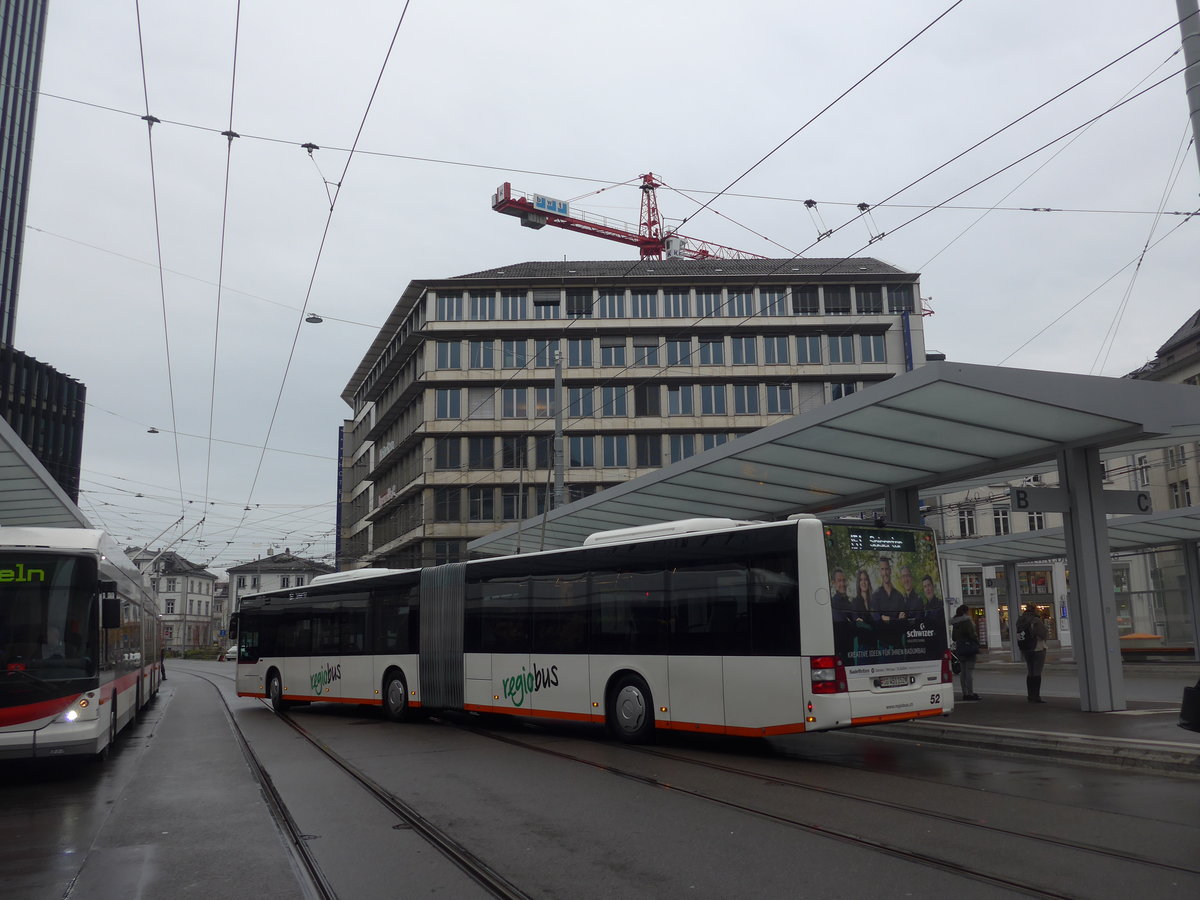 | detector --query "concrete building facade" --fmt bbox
[340,258,927,569]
